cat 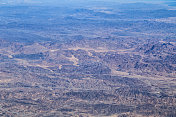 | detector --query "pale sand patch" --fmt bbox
[14,58,30,66]
[116,48,135,54]
[68,47,135,54]
[111,69,176,80]
[0,79,12,83]
[59,65,62,69]
[87,51,93,56]
[67,55,79,66]
[159,40,167,43]
[159,41,176,47]
[8,55,13,58]
[14,59,54,72]
[50,49,60,52]
[22,43,48,54]
[0,49,14,58]
[35,65,54,72]
[170,42,176,45]
[111,69,130,76]
[152,17,176,24]
[68,47,115,53]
